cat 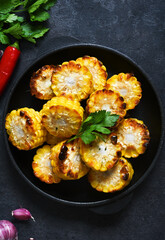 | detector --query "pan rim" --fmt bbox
[3,43,165,207]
